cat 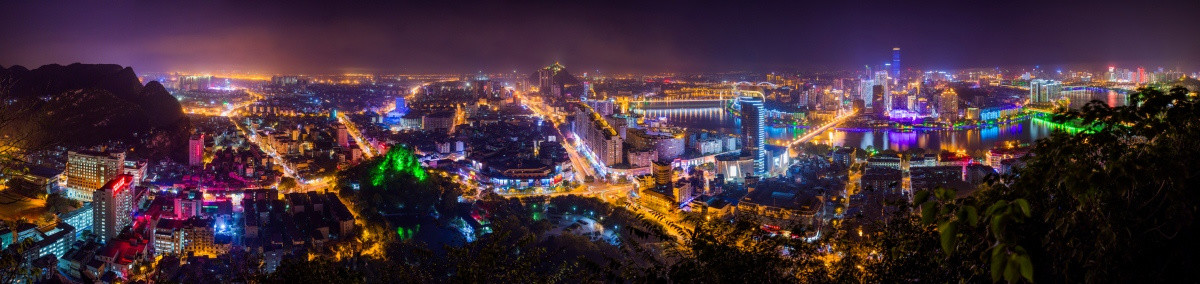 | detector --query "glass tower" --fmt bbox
[740,97,766,175]
[892,47,901,83]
